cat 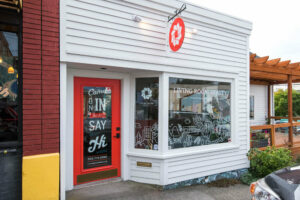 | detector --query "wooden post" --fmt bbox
[271,125,275,146]
[288,75,293,146]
